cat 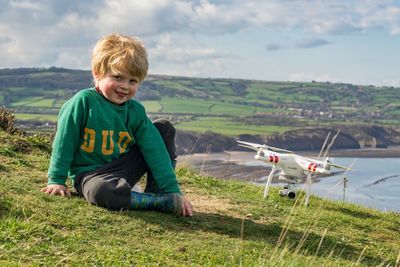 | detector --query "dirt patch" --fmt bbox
[185,191,234,214]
